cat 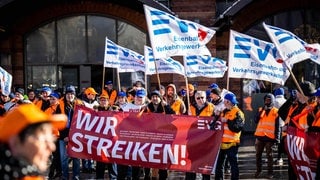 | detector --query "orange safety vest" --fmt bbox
[170,99,184,115]
[58,97,83,115]
[102,89,117,106]
[292,102,317,130]
[254,107,278,139]
[221,106,244,143]
[44,103,60,137]
[313,109,320,127]
[189,102,214,116]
